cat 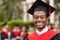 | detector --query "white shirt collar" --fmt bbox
[36,27,48,35]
